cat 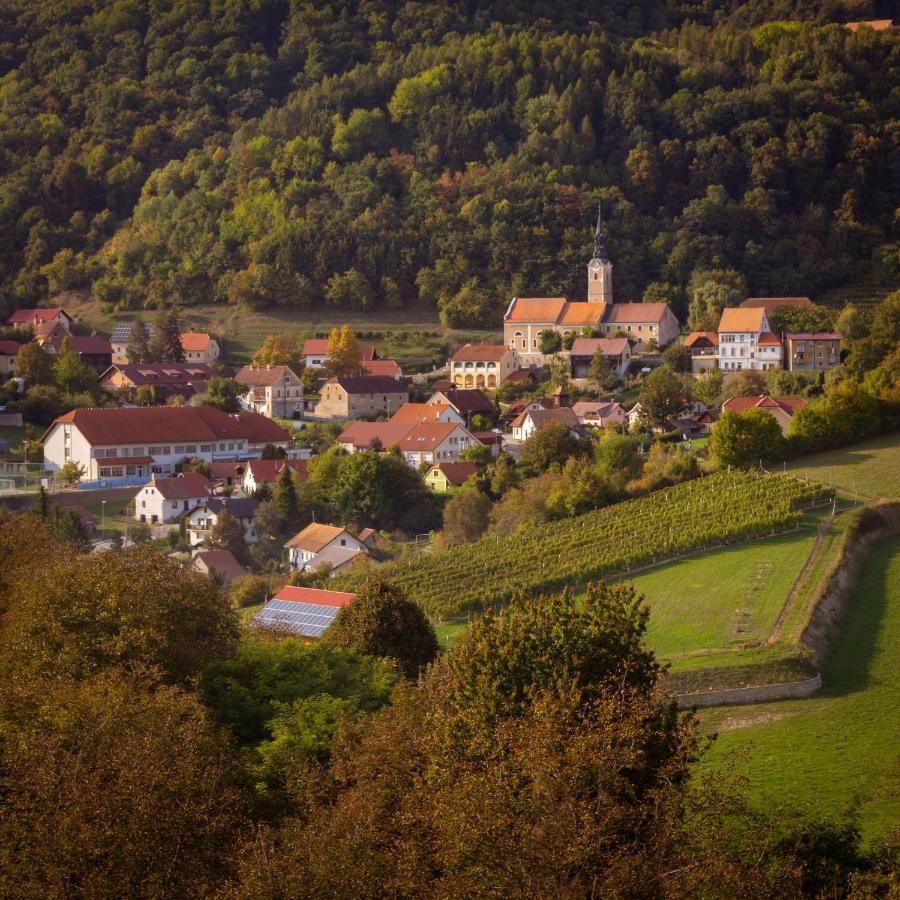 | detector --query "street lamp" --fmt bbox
[101,499,106,539]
